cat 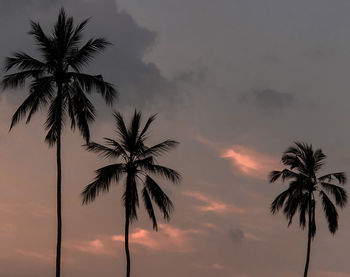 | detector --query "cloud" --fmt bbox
[228,228,244,242]
[68,238,116,256]
[0,0,184,112]
[228,228,261,243]
[112,224,201,253]
[15,249,53,263]
[221,145,279,179]
[183,191,244,215]
[240,88,295,110]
